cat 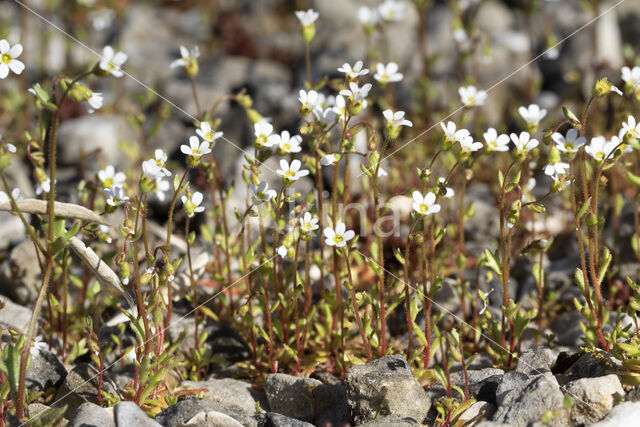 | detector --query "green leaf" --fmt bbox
[483,249,502,276]
[577,197,591,219]
[562,106,580,123]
